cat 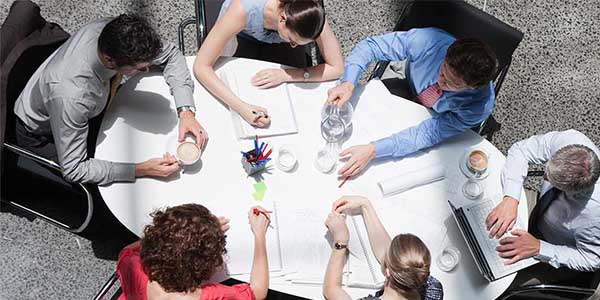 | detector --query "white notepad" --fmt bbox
[221,69,298,139]
[212,200,283,275]
[346,204,447,288]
